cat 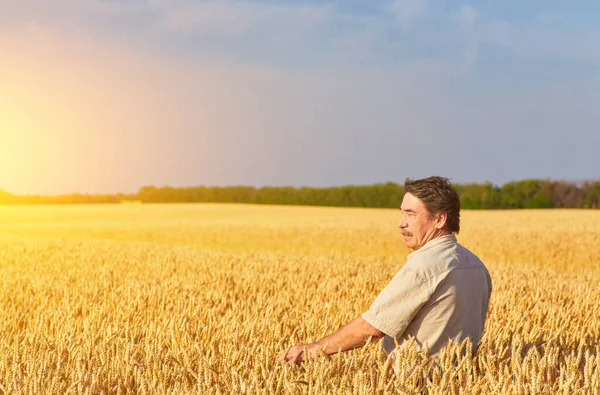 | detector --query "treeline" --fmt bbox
[1,179,599,209]
[0,190,135,205]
